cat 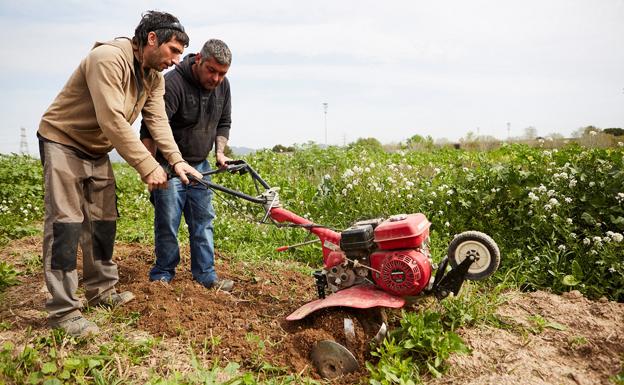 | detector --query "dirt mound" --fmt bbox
[1,237,623,384]
[430,290,624,385]
[108,243,384,379]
